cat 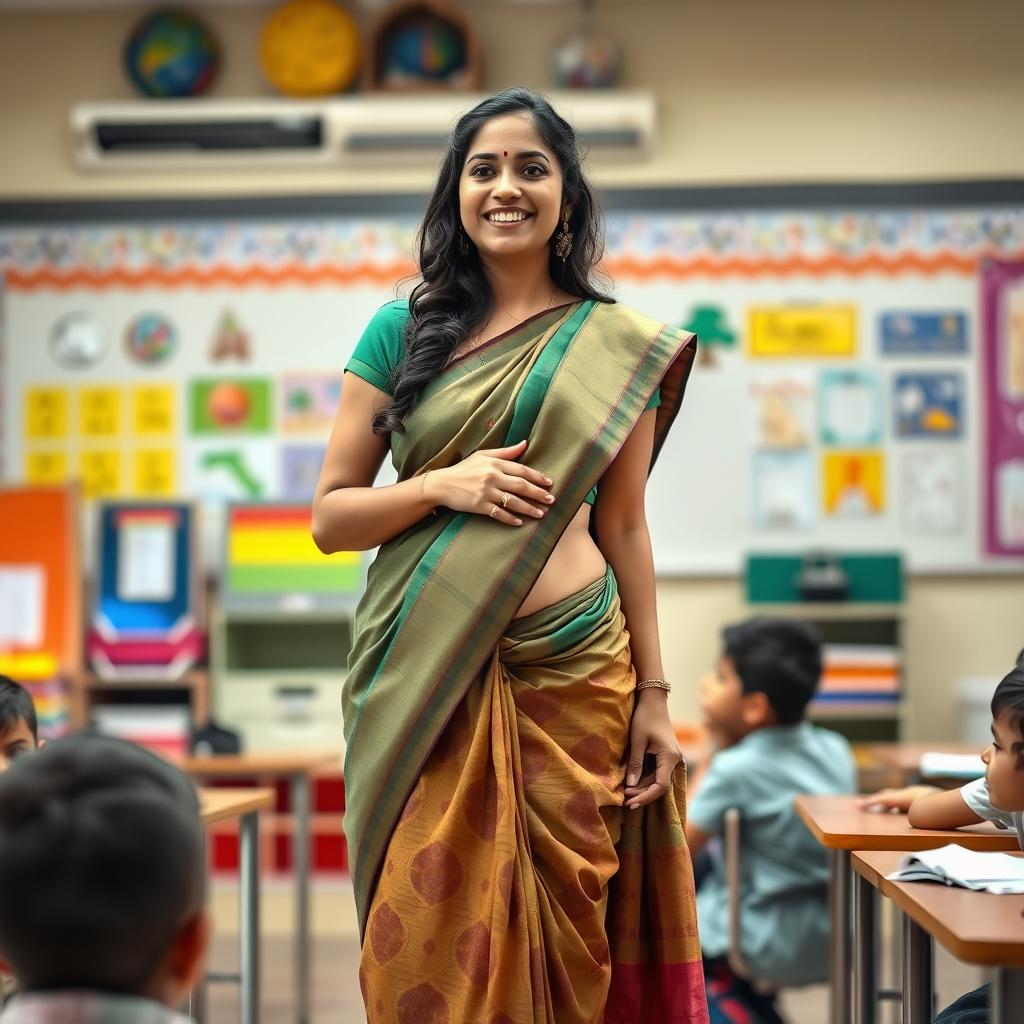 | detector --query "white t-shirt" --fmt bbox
[960,777,1024,849]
